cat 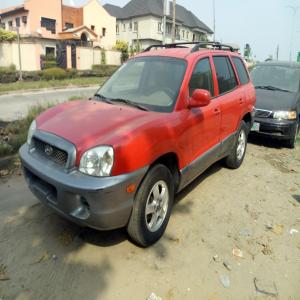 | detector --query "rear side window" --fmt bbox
[232,57,249,84]
[189,58,214,96]
[213,56,237,94]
